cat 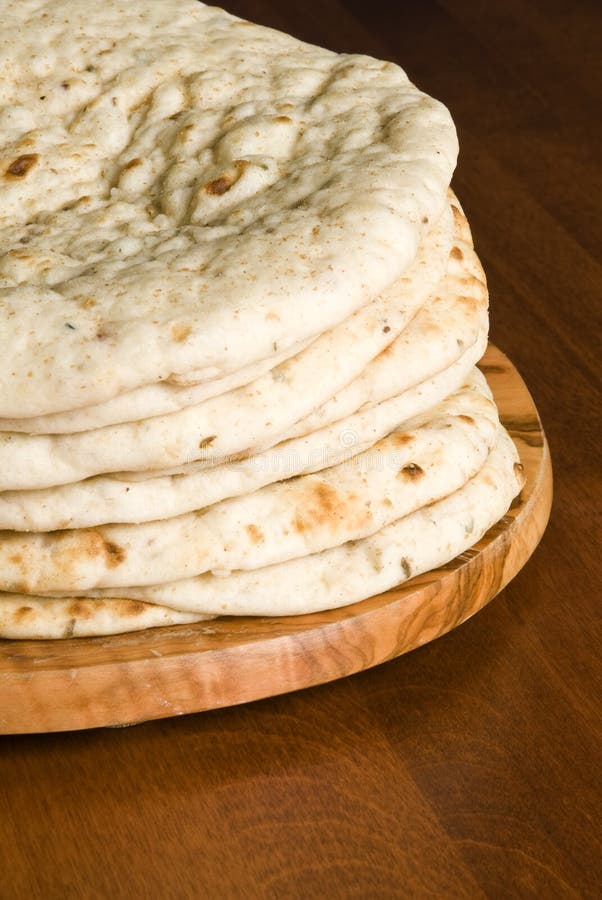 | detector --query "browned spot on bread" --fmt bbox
[205,160,248,196]
[68,601,92,620]
[392,433,413,447]
[14,606,34,623]
[171,323,192,342]
[199,435,216,449]
[8,553,22,565]
[456,295,480,316]
[205,174,235,195]
[96,326,111,340]
[246,524,264,544]
[398,463,424,480]
[4,530,121,591]
[293,513,306,533]
[383,325,391,333]
[104,539,126,567]
[458,414,475,424]
[293,481,339,533]
[400,558,412,578]
[311,482,338,516]
[293,480,370,535]
[273,115,293,123]
[124,157,143,170]
[450,246,464,260]
[125,600,147,617]
[5,154,39,178]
